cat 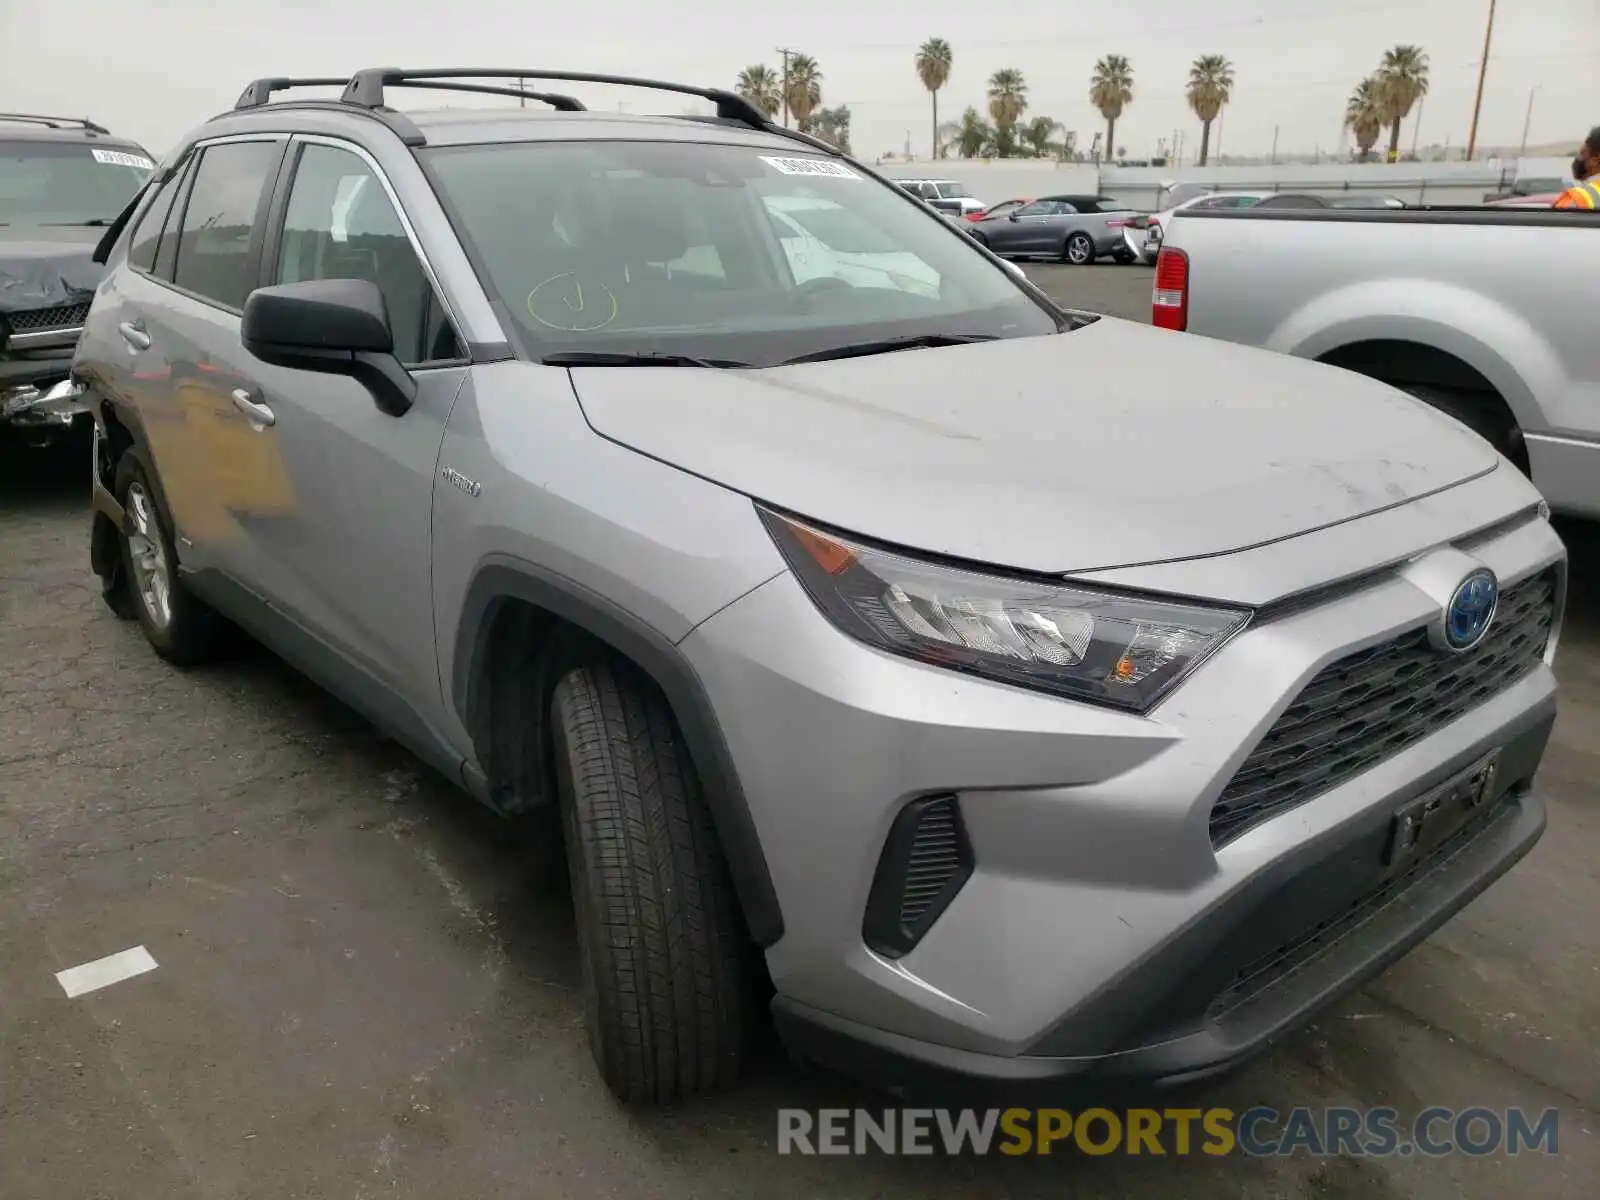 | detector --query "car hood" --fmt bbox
[0,226,103,316]
[567,318,1500,575]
